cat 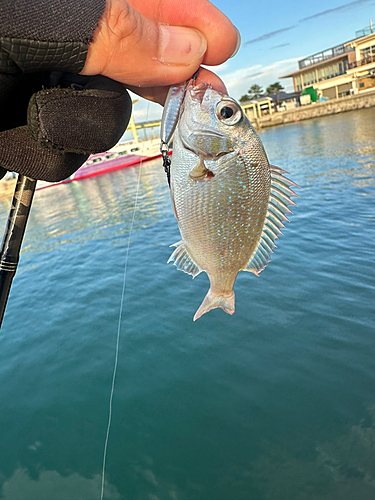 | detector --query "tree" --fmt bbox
[248,84,264,99]
[266,82,284,94]
[239,84,264,102]
[239,94,251,103]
